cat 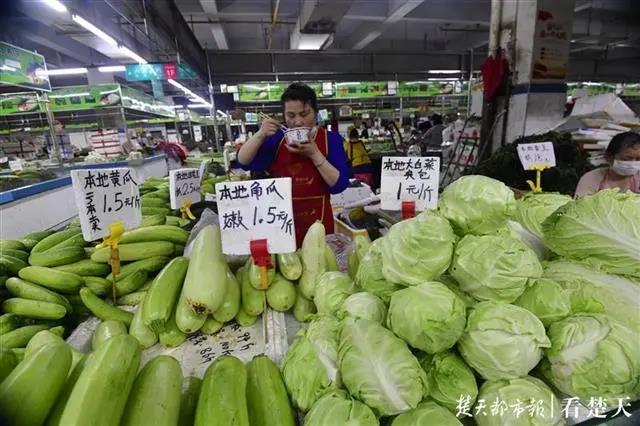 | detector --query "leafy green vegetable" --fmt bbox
[391,401,462,426]
[439,175,516,235]
[355,240,401,303]
[439,275,477,308]
[457,301,550,380]
[514,192,572,238]
[450,234,542,303]
[420,351,478,414]
[347,235,371,280]
[542,189,640,279]
[513,279,571,327]
[303,390,377,426]
[313,272,355,316]
[337,292,387,324]
[387,282,467,354]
